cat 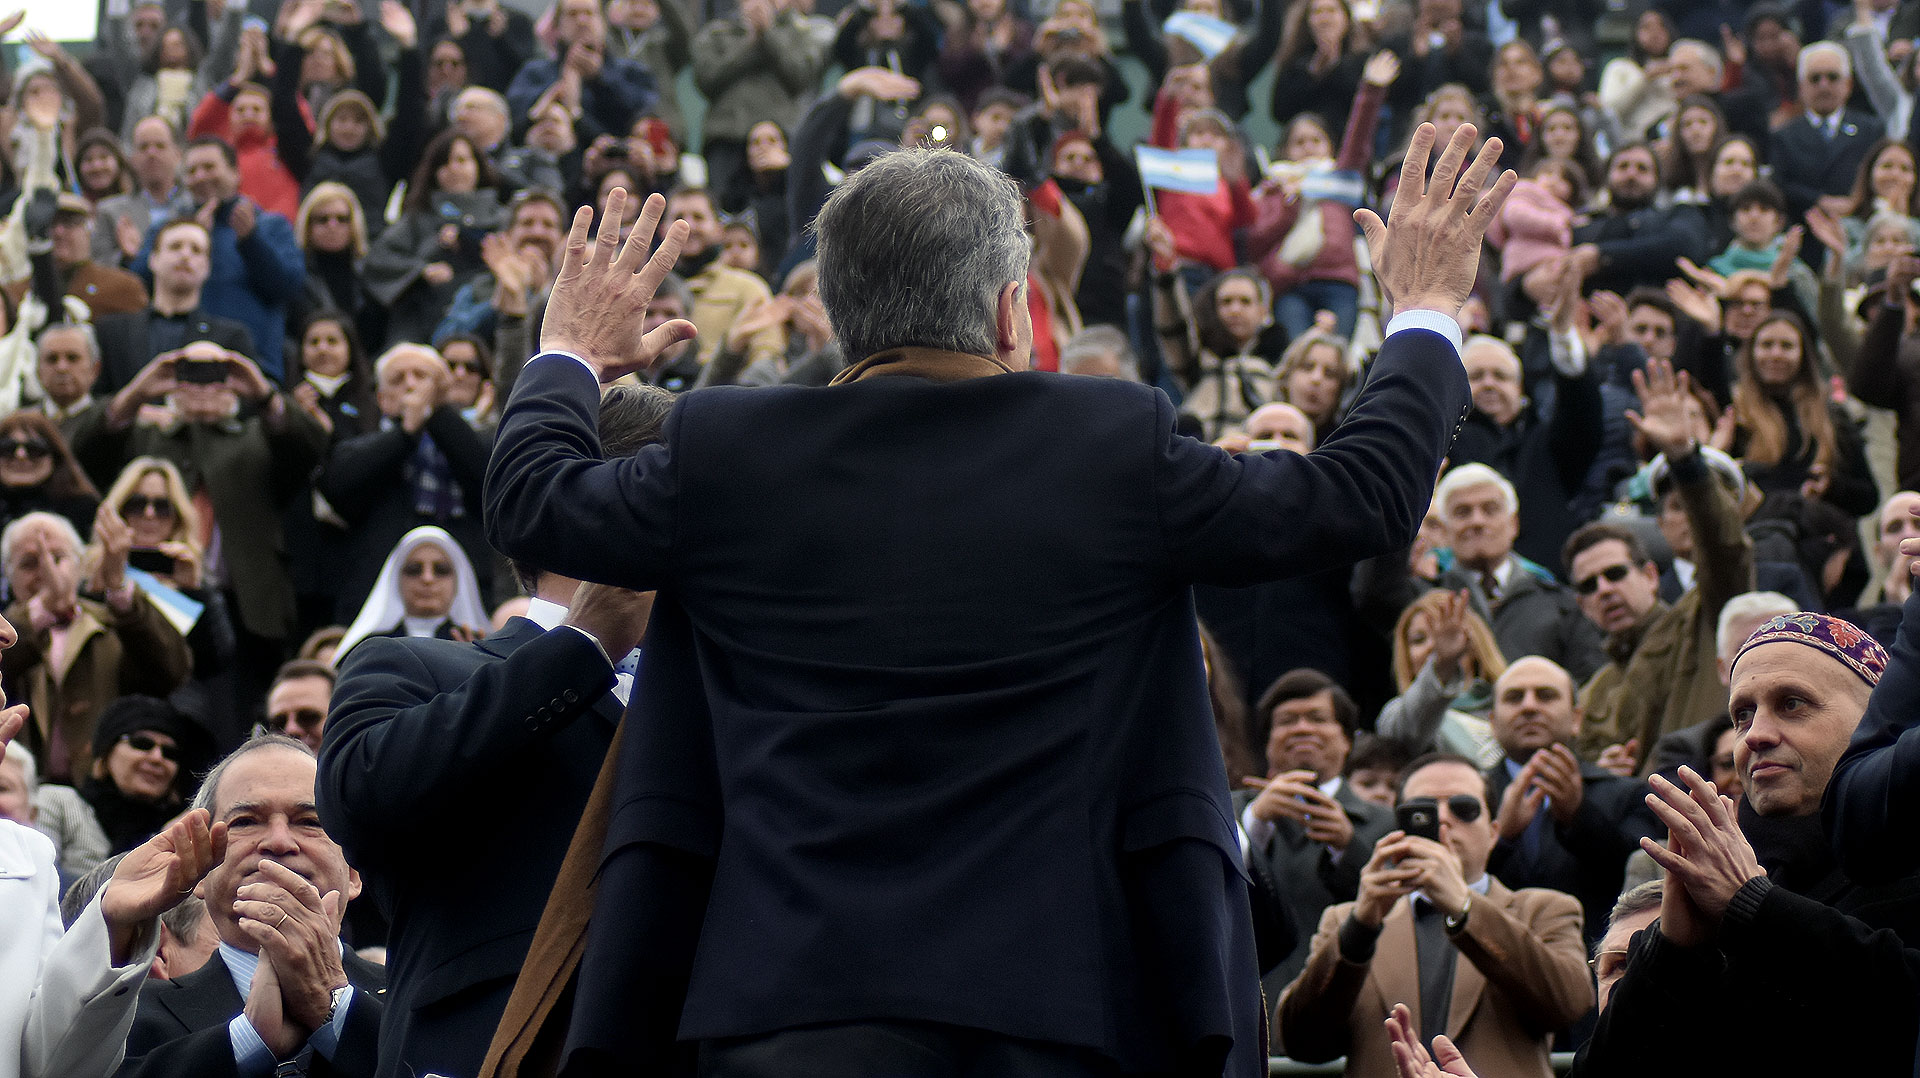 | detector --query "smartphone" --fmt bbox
[176,358,232,384]
[1395,801,1442,843]
[129,549,177,575]
[639,117,673,157]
